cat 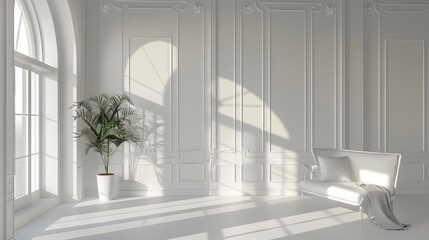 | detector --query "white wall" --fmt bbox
[49,0,82,201]
[84,0,429,195]
[1,0,15,238]
[362,0,429,193]
[68,0,86,201]
[0,0,6,236]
